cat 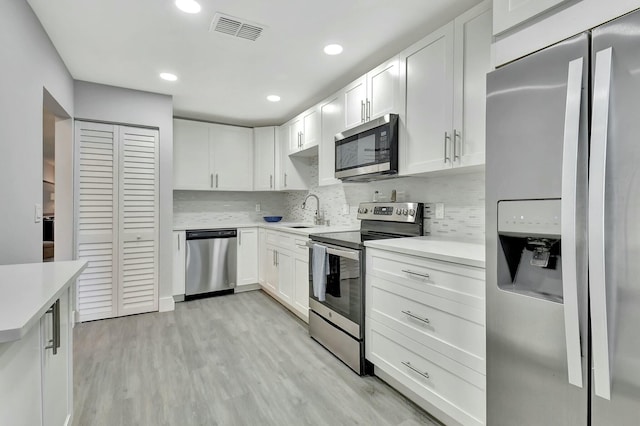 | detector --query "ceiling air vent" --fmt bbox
[210,13,265,42]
